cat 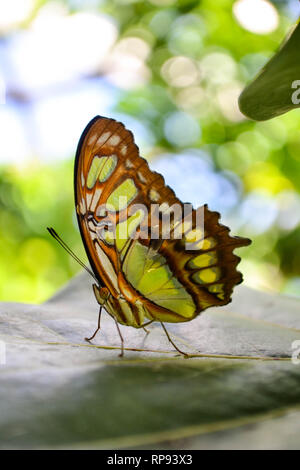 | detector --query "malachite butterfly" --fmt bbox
[49,116,251,357]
